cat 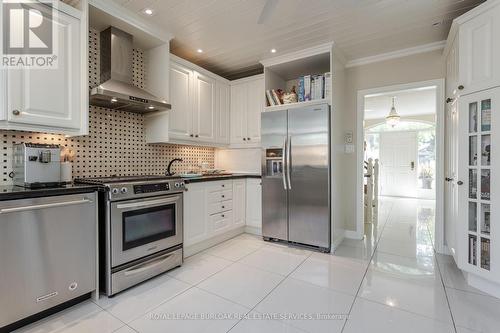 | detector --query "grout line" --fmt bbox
[225,244,314,333]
